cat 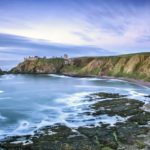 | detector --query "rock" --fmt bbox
[0,92,150,150]
[90,97,144,117]
[0,68,4,75]
[10,58,65,74]
[144,95,150,98]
